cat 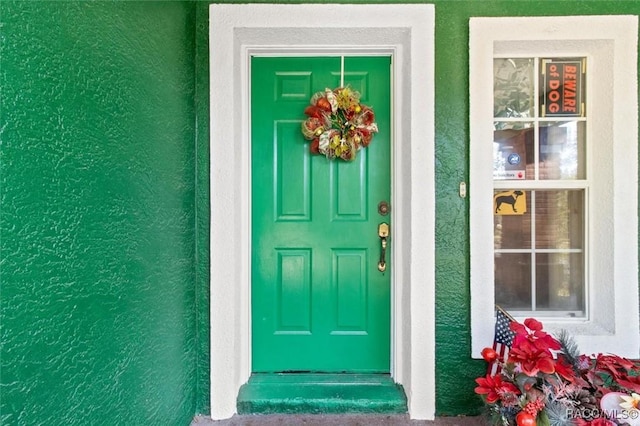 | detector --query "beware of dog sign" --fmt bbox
[541,58,585,117]
[494,190,527,215]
